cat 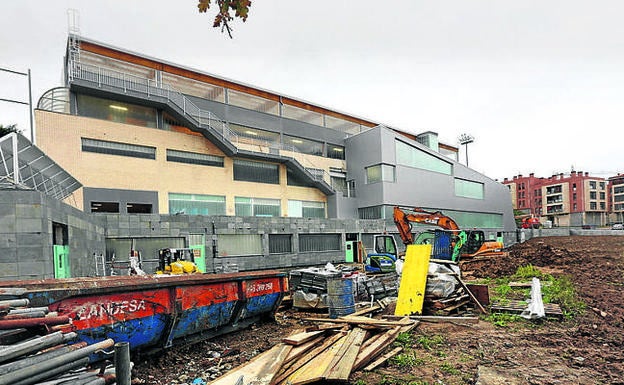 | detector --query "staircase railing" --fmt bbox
[67,59,334,187]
